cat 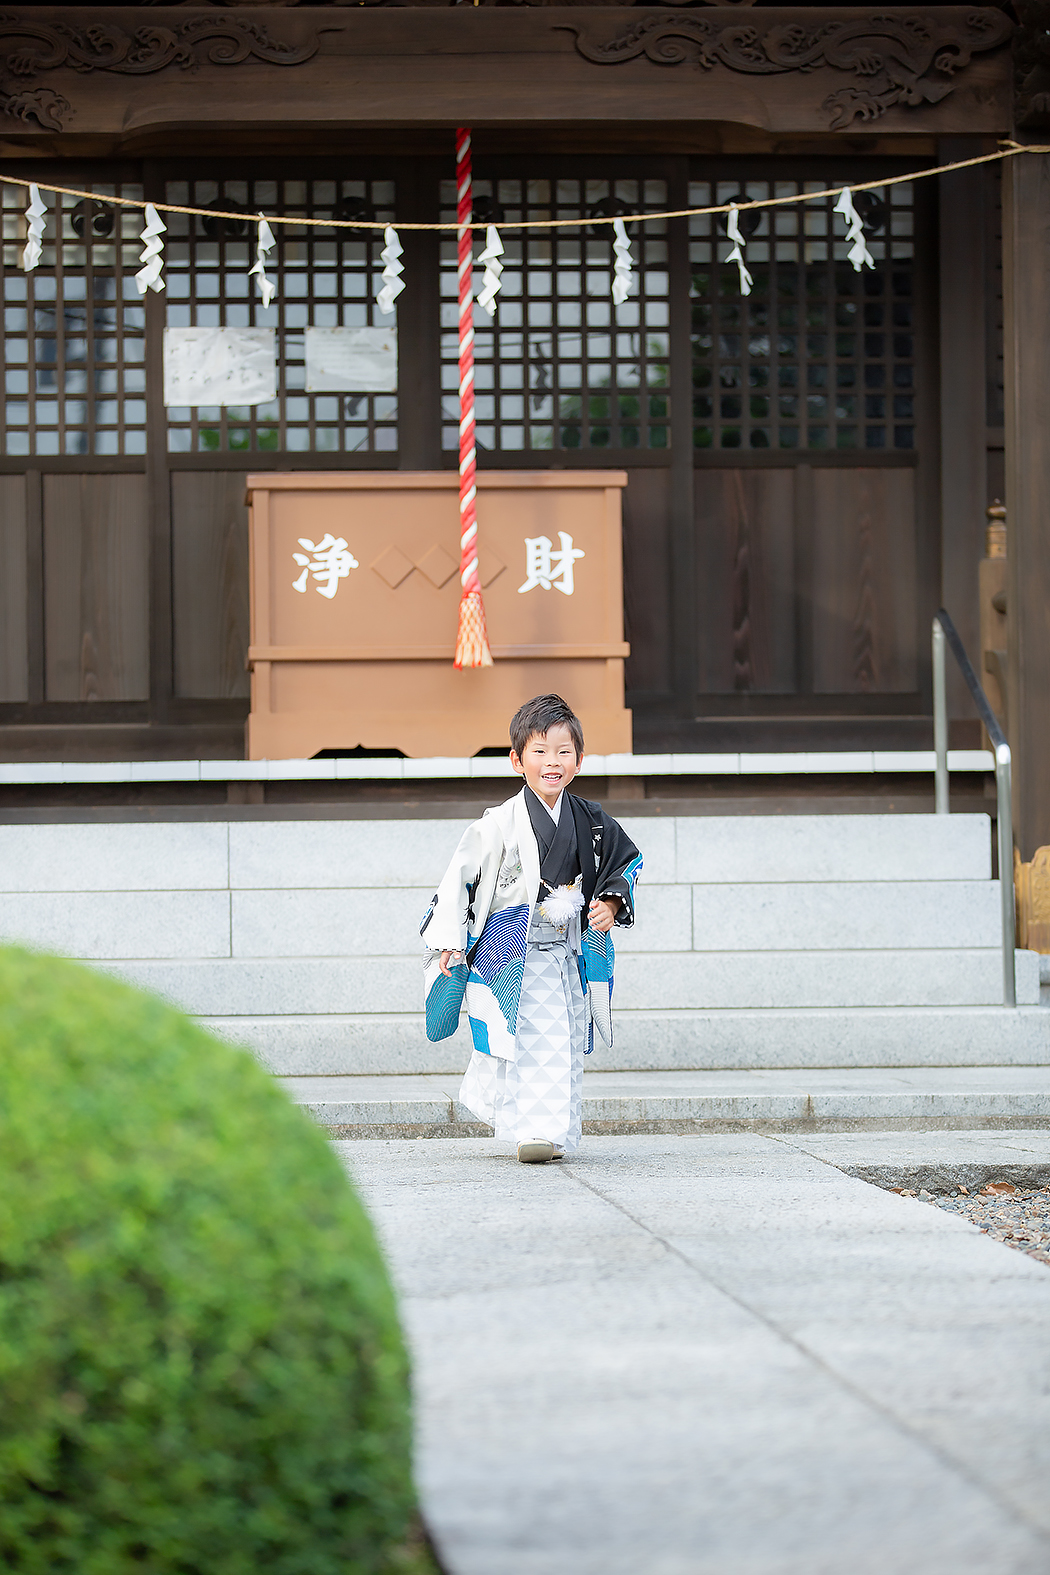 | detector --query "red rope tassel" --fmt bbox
[453,126,493,670]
